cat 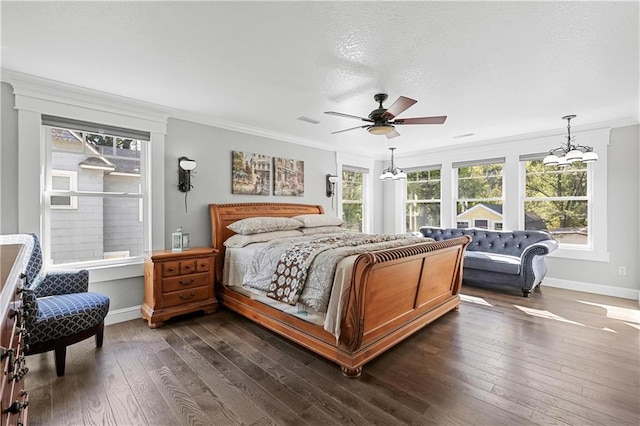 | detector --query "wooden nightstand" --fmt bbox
[141,247,218,328]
